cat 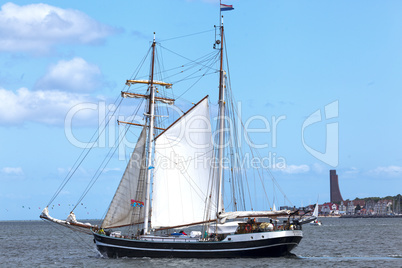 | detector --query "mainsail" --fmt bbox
[313,202,319,218]
[102,127,147,229]
[151,96,218,228]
